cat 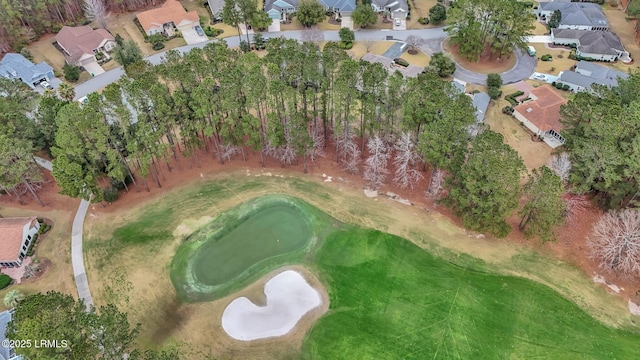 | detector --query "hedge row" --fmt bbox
[0,274,12,290]
[505,91,525,106]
